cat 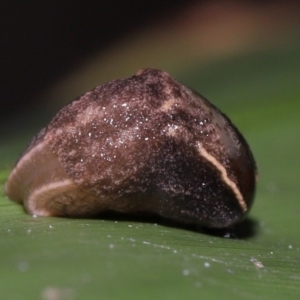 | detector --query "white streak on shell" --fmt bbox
[5,138,73,212]
[195,141,247,212]
[27,179,75,216]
